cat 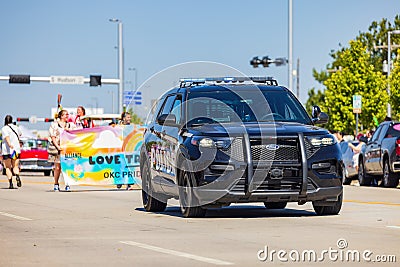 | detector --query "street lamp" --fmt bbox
[109,18,124,114]
[386,29,400,118]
